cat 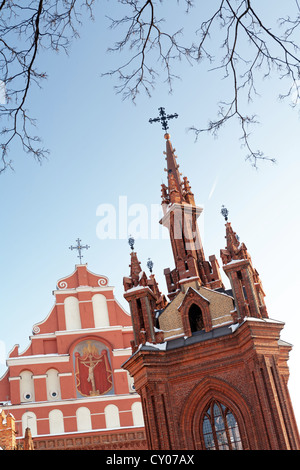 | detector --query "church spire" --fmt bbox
[164,134,183,202]
[123,239,167,351]
[149,108,224,298]
[220,207,268,321]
